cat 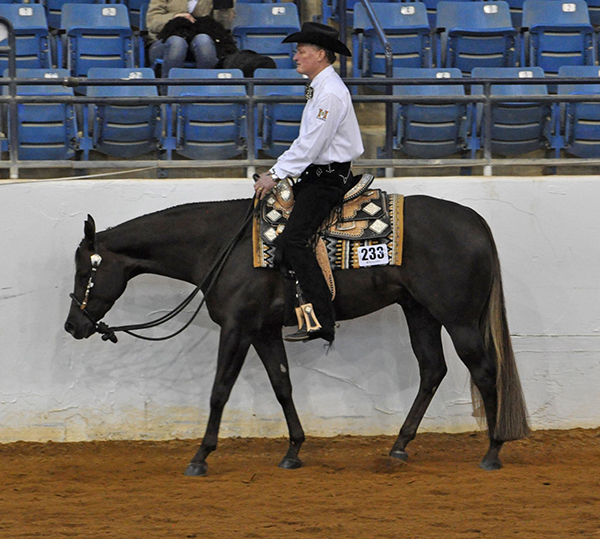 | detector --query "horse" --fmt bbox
[64,193,529,476]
